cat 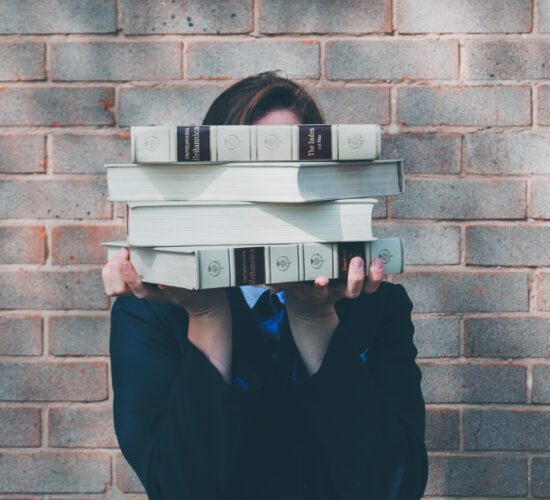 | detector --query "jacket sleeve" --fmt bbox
[288,283,429,500]
[110,295,271,500]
